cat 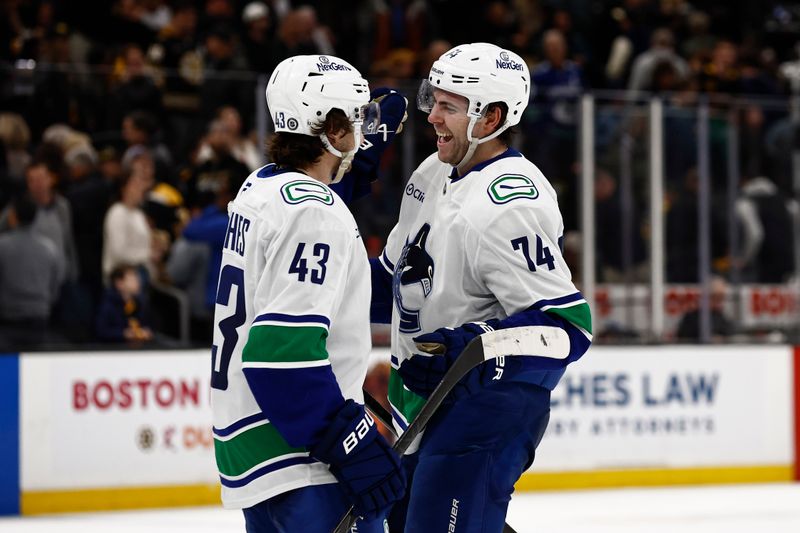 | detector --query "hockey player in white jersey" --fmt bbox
[210,55,405,532]
[369,43,593,531]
